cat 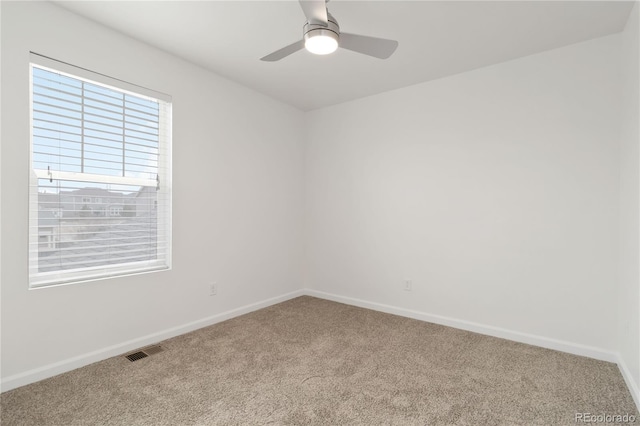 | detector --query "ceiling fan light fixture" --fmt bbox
[304,29,339,55]
[259,1,398,62]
